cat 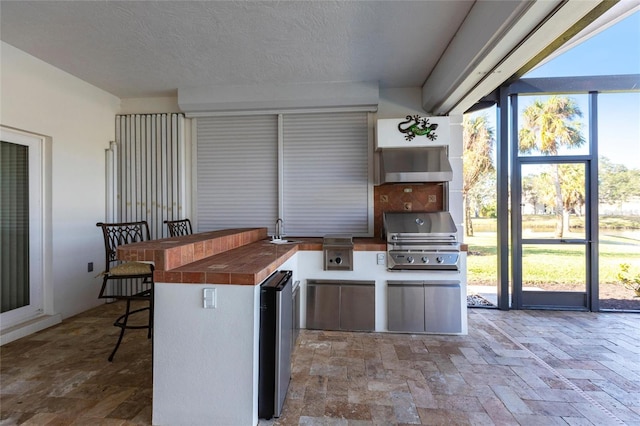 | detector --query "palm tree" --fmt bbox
[463,114,494,237]
[519,95,585,238]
